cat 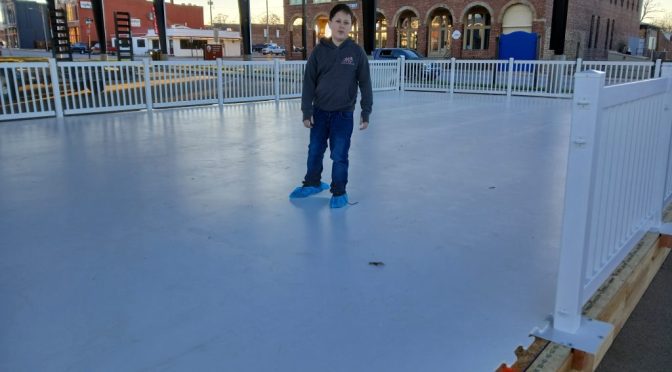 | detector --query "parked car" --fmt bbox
[373,48,442,78]
[70,42,89,54]
[252,43,266,53]
[262,45,286,56]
